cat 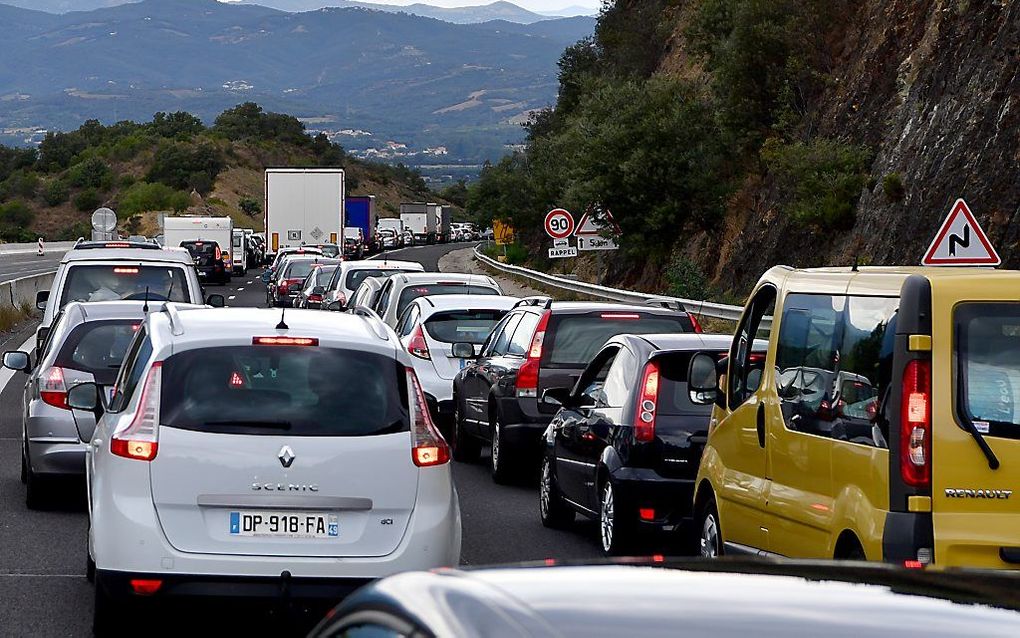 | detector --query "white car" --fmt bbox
[73,305,461,634]
[323,260,425,310]
[395,295,520,432]
[373,272,503,328]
